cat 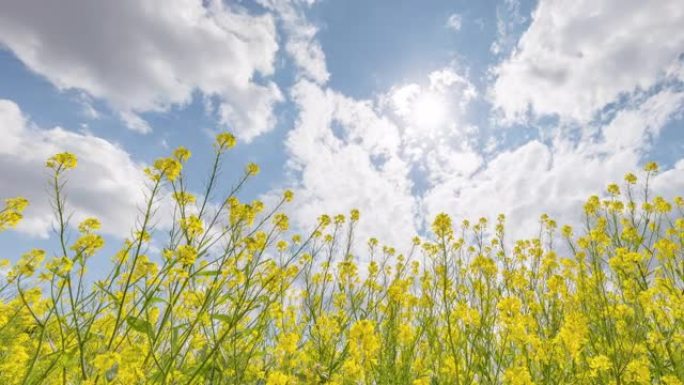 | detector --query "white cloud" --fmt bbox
[0,0,282,140]
[601,90,684,151]
[274,63,678,252]
[382,67,477,161]
[0,99,148,238]
[258,0,329,84]
[272,64,482,248]
[446,14,462,31]
[249,0,683,255]
[423,87,684,241]
[492,0,684,123]
[280,80,419,249]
